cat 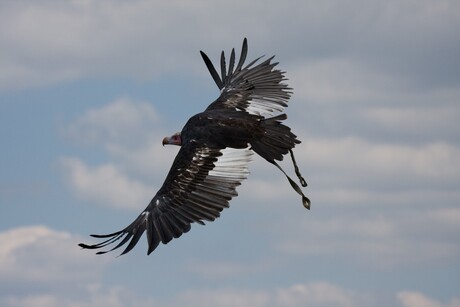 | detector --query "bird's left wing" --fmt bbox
[79,143,252,256]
